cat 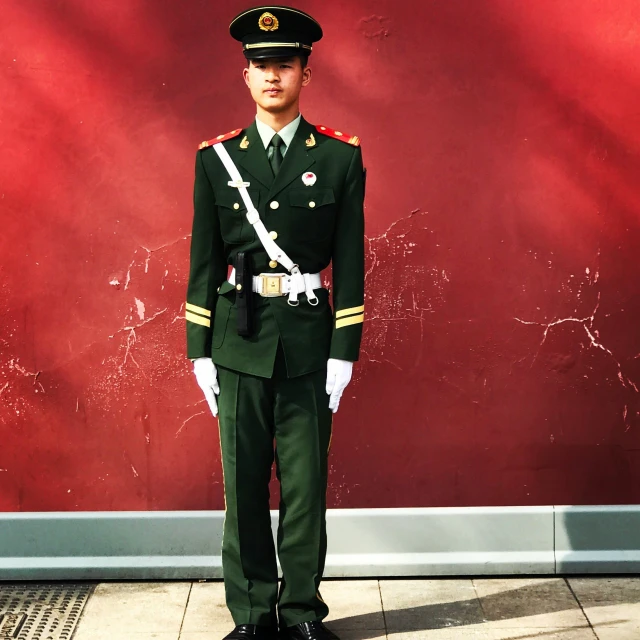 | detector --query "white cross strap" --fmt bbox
[211,141,317,306]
